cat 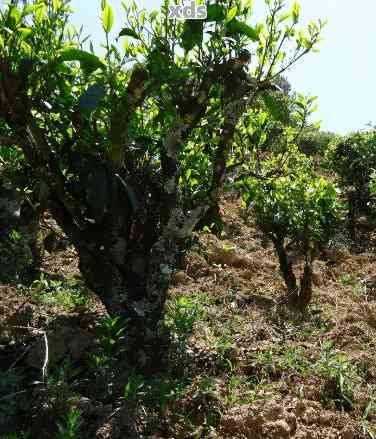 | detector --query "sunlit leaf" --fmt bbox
[8,5,22,26]
[102,3,114,33]
[22,4,35,16]
[18,27,32,40]
[34,3,47,22]
[52,0,62,12]
[292,1,301,24]
[226,6,238,23]
[279,12,291,23]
